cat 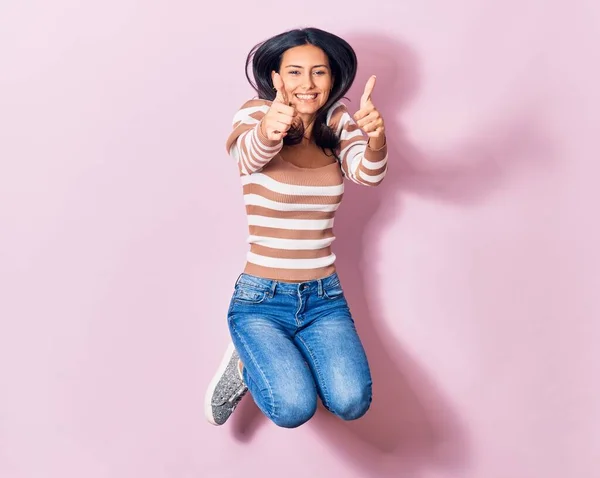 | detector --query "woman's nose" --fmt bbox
[300,73,315,89]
